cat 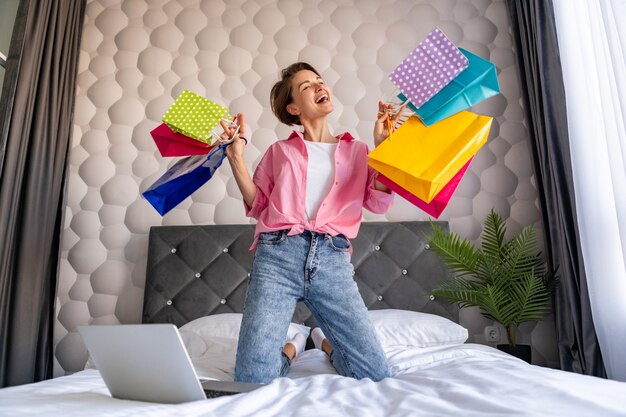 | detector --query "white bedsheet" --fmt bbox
[1,344,625,417]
